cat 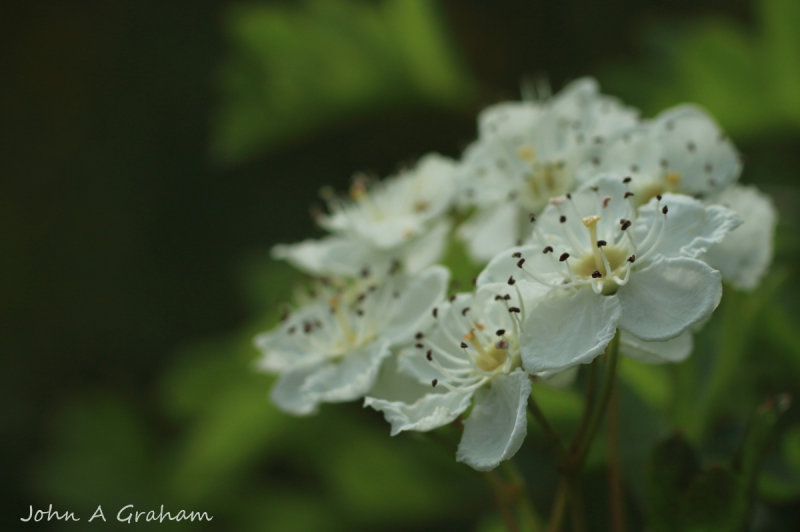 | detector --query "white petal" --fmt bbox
[635,193,741,260]
[458,205,524,262]
[383,266,449,345]
[364,390,473,435]
[703,185,777,290]
[270,367,320,416]
[650,105,741,195]
[618,257,721,341]
[520,288,621,373]
[300,339,392,403]
[619,330,694,364]
[476,244,559,287]
[400,219,451,274]
[272,236,372,277]
[456,370,531,471]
